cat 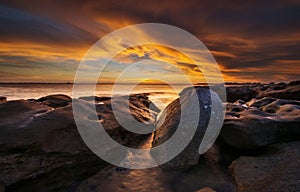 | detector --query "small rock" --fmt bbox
[36,94,72,108]
[0,96,6,104]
